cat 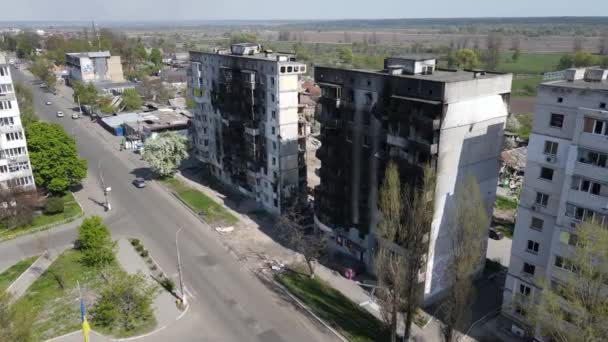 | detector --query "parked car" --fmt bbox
[132,178,146,188]
[46,101,52,105]
[56,111,64,117]
[489,228,504,240]
[72,112,79,119]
